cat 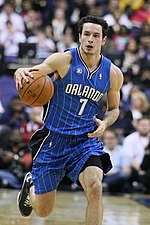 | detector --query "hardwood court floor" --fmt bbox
[0,189,149,225]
